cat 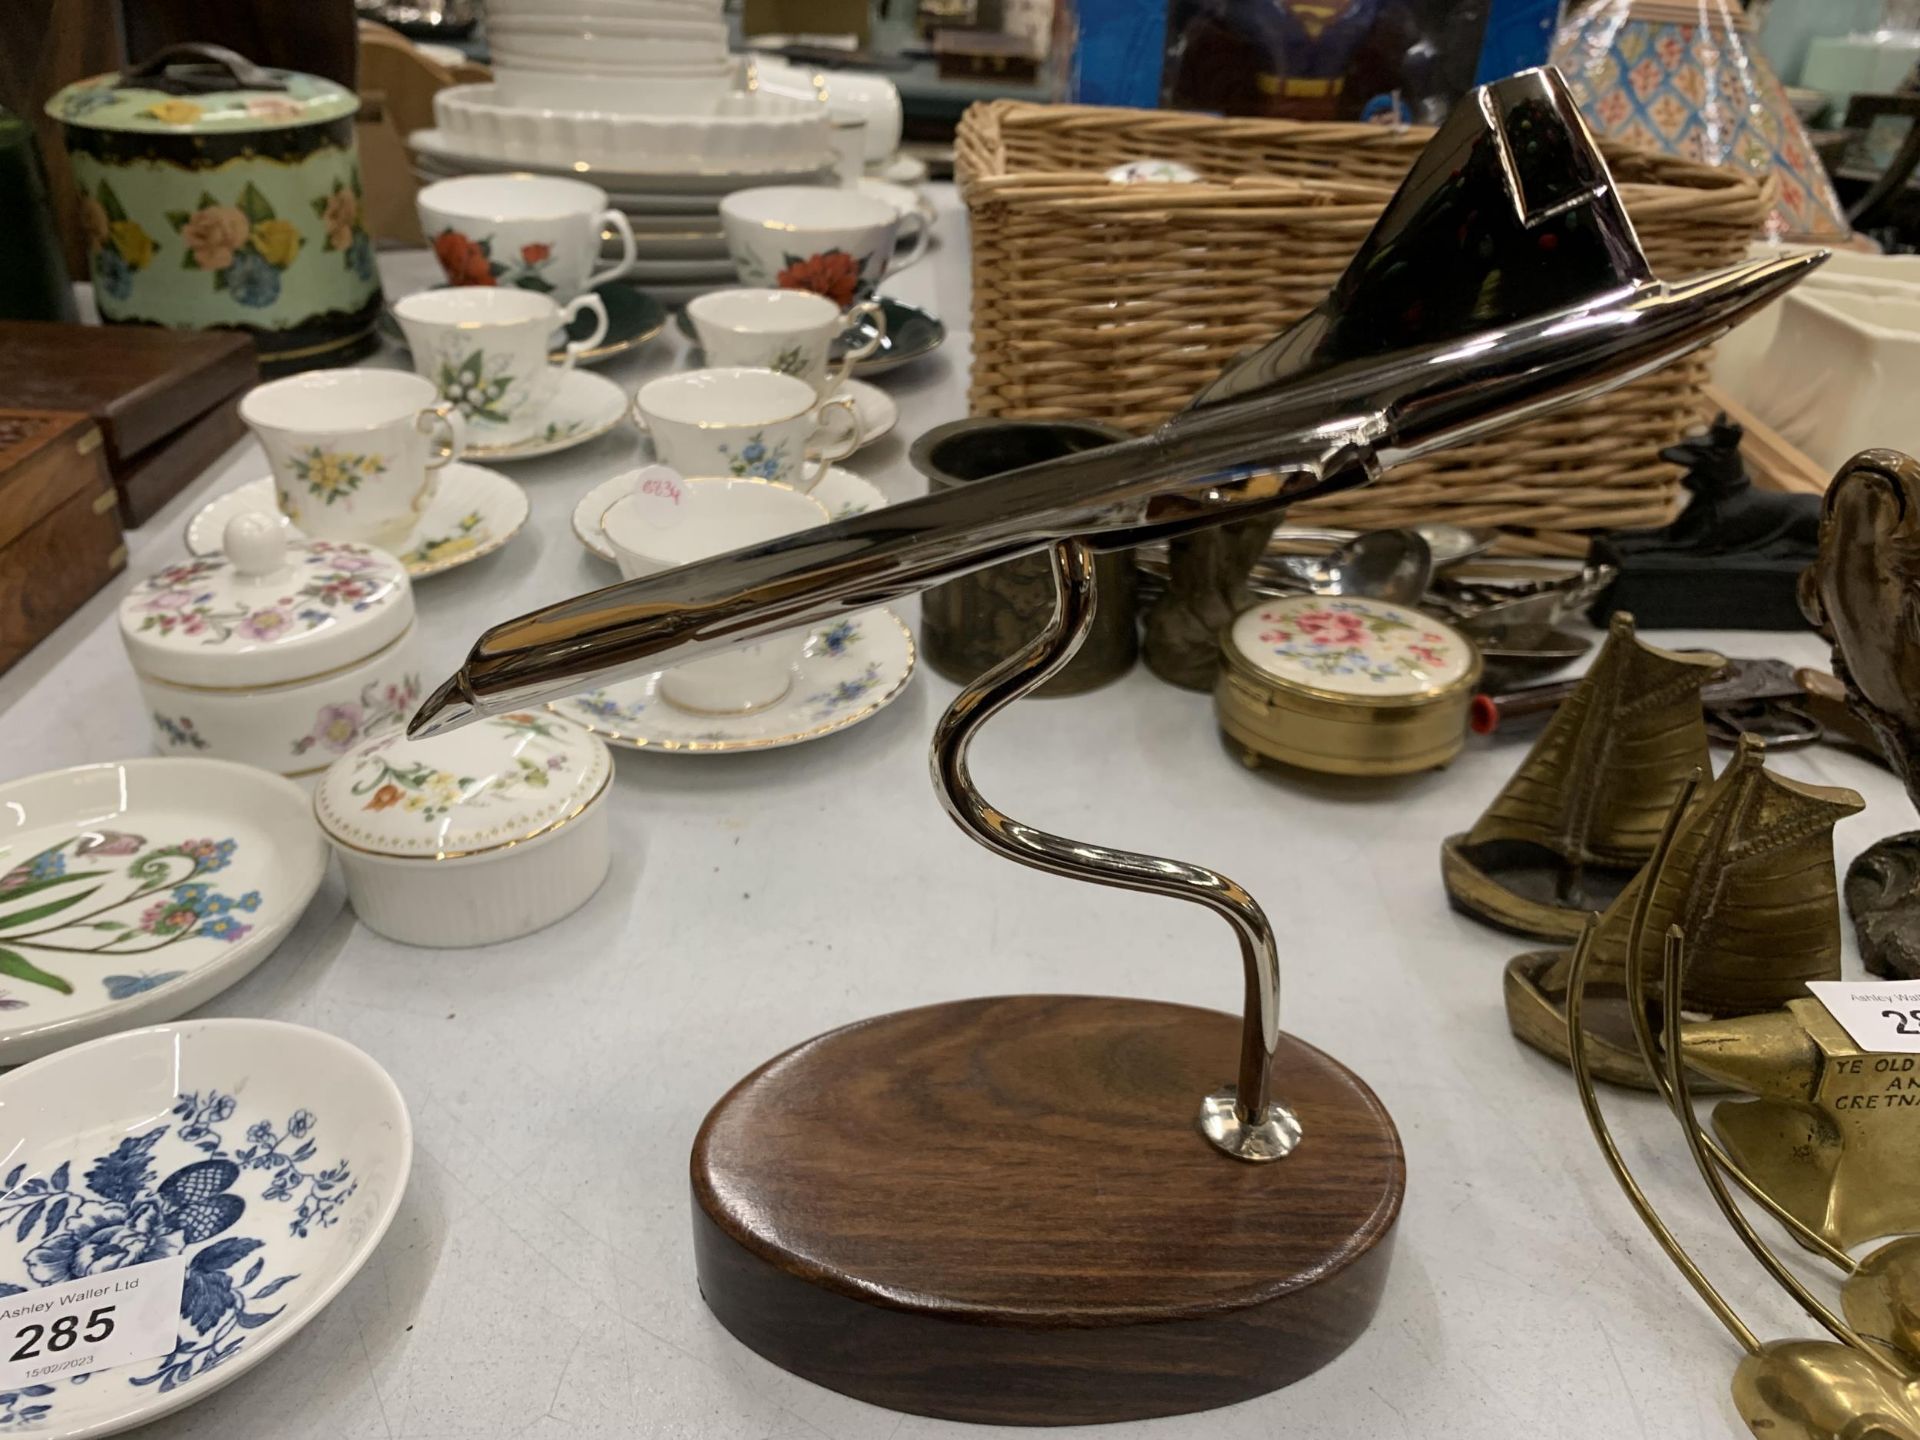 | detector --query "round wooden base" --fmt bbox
[691,995,1405,1426]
